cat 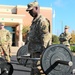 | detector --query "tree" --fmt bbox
[70,30,75,44]
[22,26,30,41]
[22,26,30,34]
[52,34,60,44]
